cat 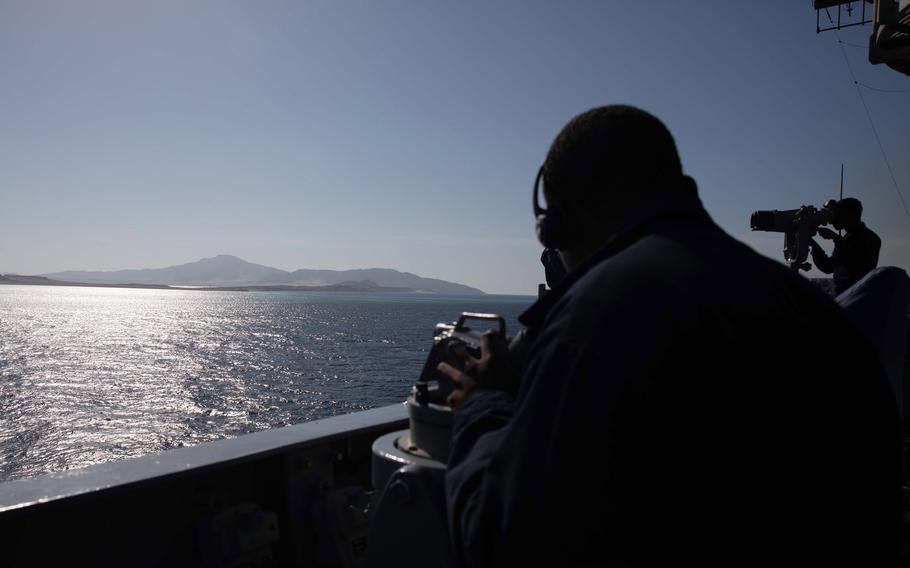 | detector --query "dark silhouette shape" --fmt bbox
[440,106,900,566]
[810,197,882,295]
[836,267,910,421]
[539,248,567,289]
